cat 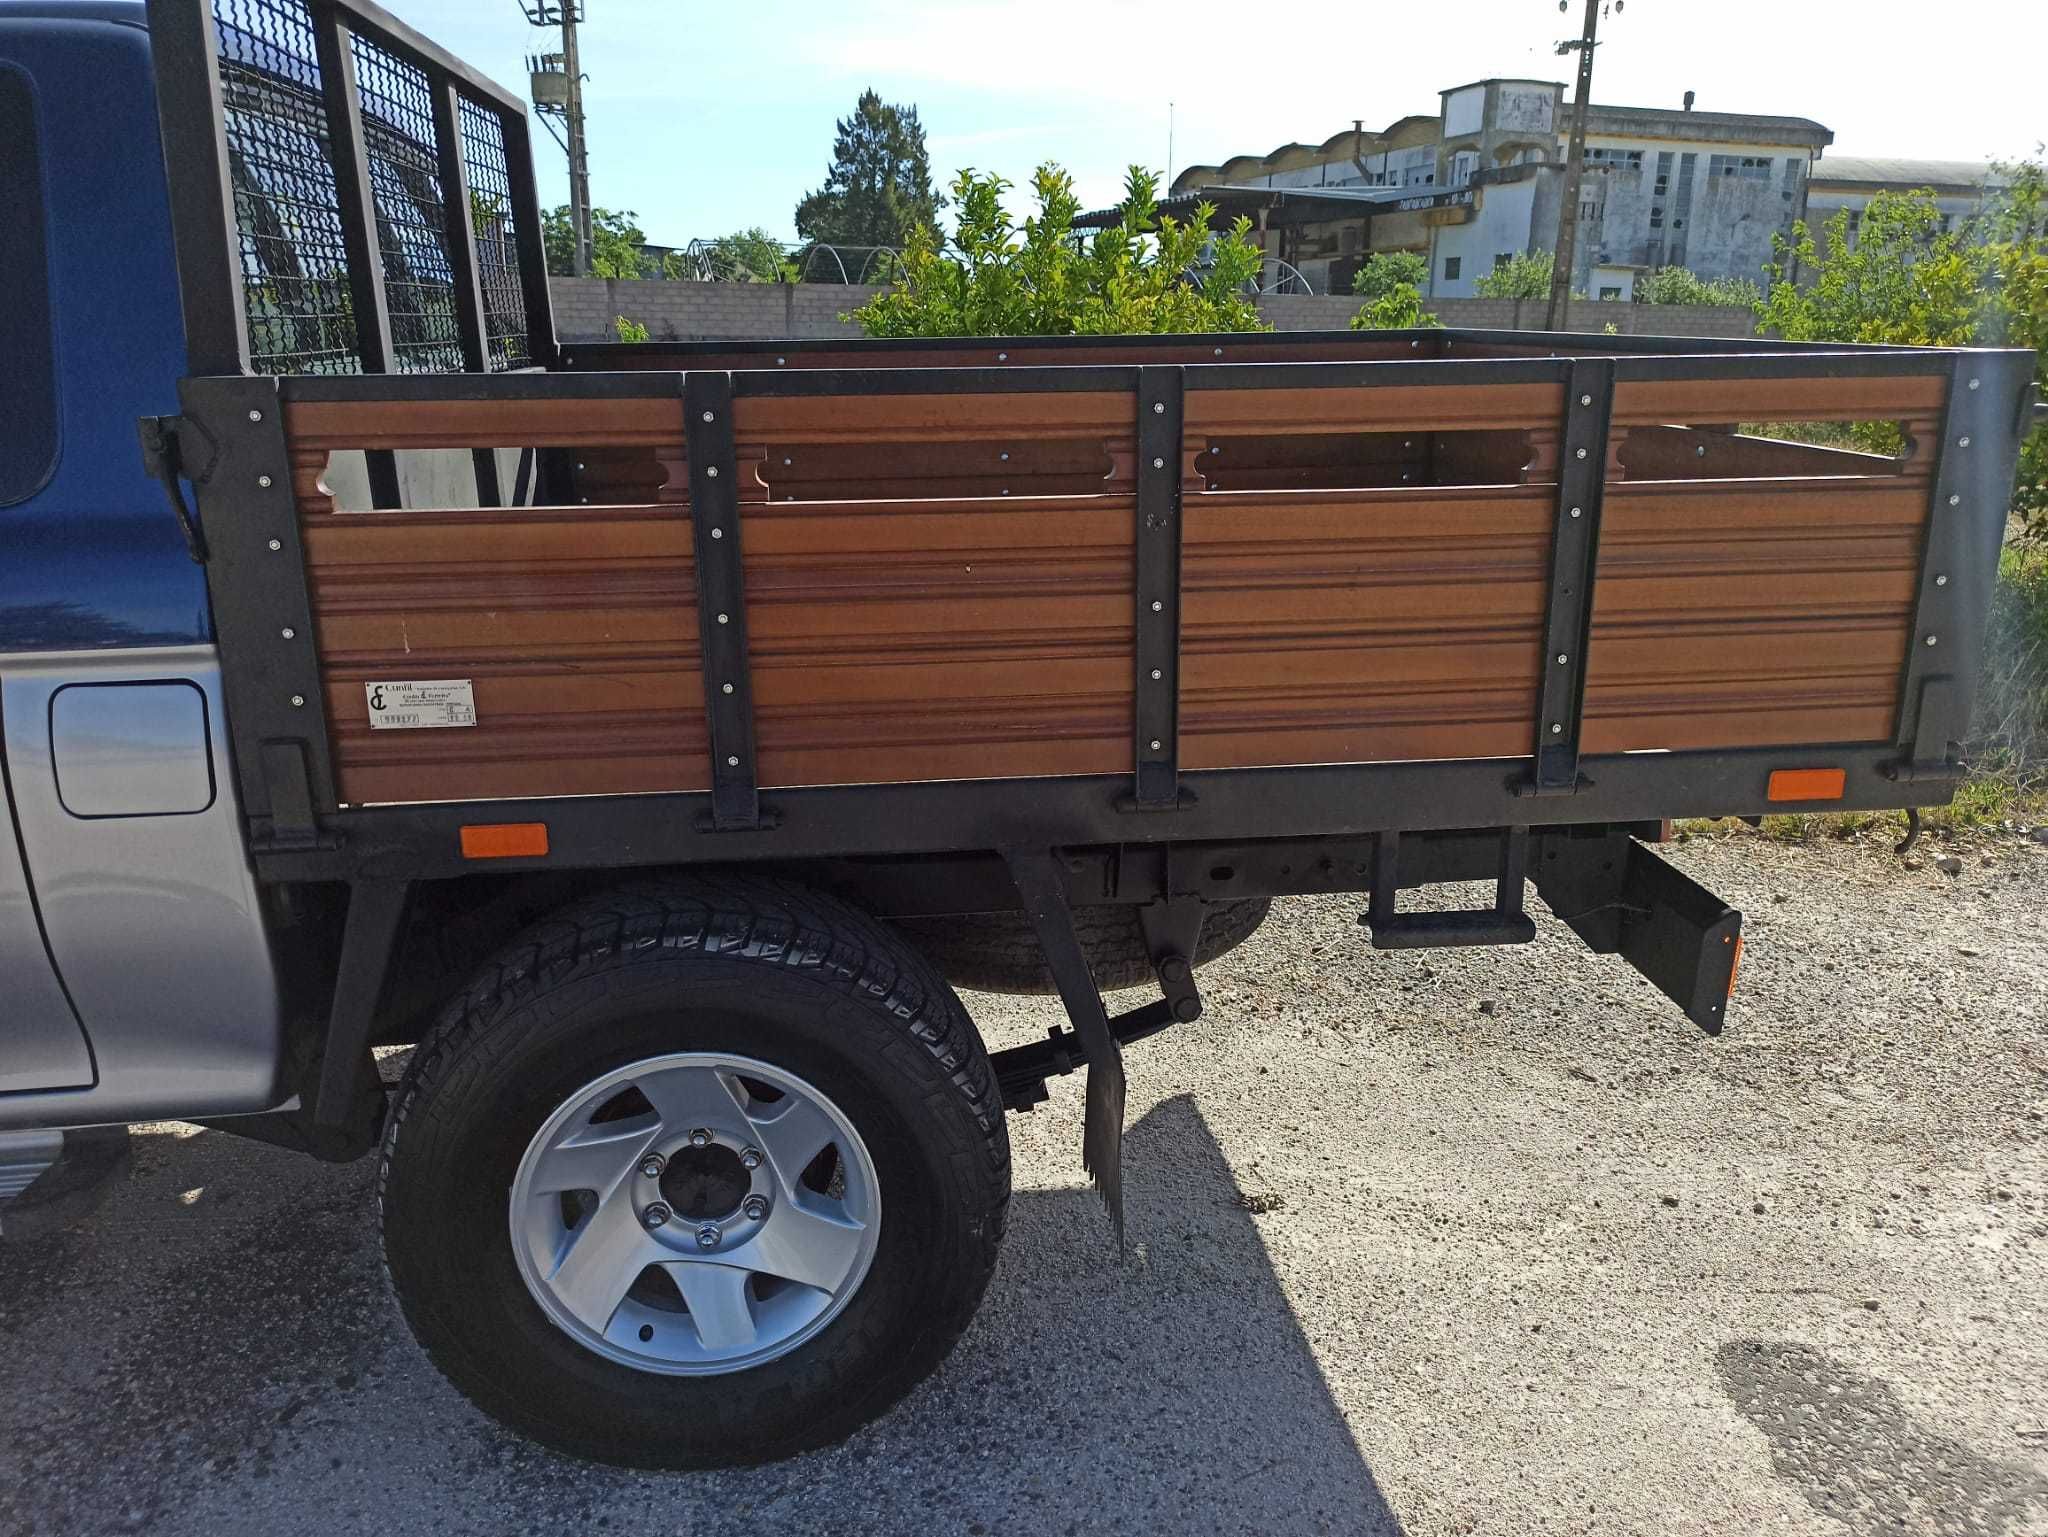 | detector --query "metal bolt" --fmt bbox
[1695,444,1707,457]
[1150,600,1163,613]
[1575,447,1589,460]
[716,612,729,624]
[1958,436,1971,448]
[695,1223,719,1248]
[639,1153,666,1179]
[1556,653,1569,665]
[1000,451,1009,461]
[702,410,714,423]
[726,755,739,767]
[1934,574,1949,587]
[1549,722,1564,735]
[1150,668,1163,680]
[1152,457,1165,470]
[742,1195,770,1220]
[721,682,734,694]
[997,352,1008,361]
[247,408,263,422]
[706,465,719,478]
[1925,634,1939,646]
[267,538,282,551]
[1949,494,1961,506]
[783,456,792,466]
[1214,347,1223,356]
[739,1146,762,1170]
[1149,738,1163,751]
[1967,377,1980,390]
[1579,393,1592,406]
[257,474,273,488]
[689,1128,712,1147]
[281,627,296,639]
[776,356,786,365]
[710,526,723,538]
[643,1203,672,1230]
[290,694,305,708]
[1153,402,1166,415]
[1568,507,1582,519]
